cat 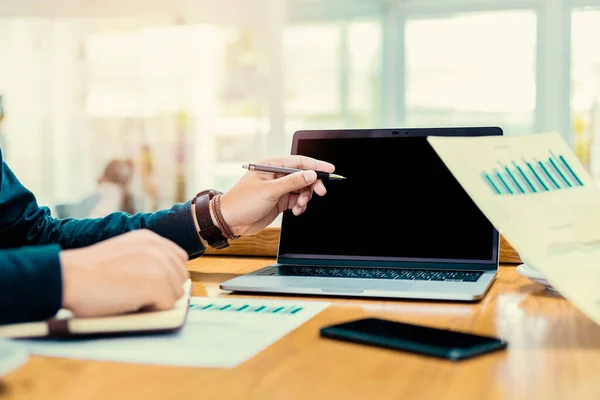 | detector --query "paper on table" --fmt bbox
[428,132,600,325]
[16,297,329,368]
